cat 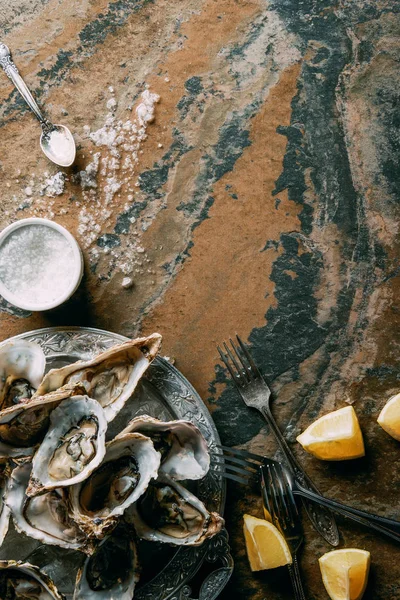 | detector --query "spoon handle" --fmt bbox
[0,43,51,129]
